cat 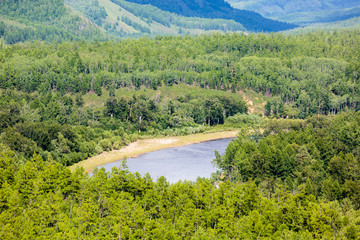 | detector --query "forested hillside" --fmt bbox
[65,0,246,38]
[123,0,296,32]
[1,31,359,118]
[285,7,360,25]
[0,0,295,44]
[0,30,359,166]
[0,0,246,44]
[0,0,106,44]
